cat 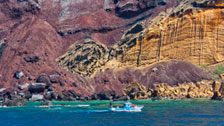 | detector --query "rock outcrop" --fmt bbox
[2,93,27,107]
[123,82,149,100]
[152,80,214,99]
[122,80,224,100]
[211,81,224,100]
[57,39,109,77]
